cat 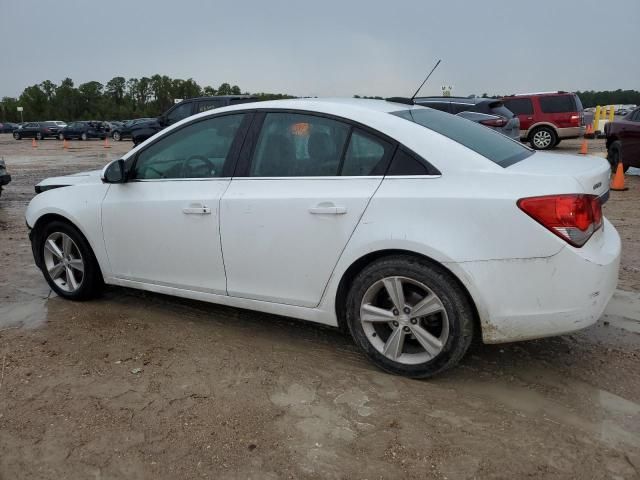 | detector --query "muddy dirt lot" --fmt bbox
[0,135,639,479]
